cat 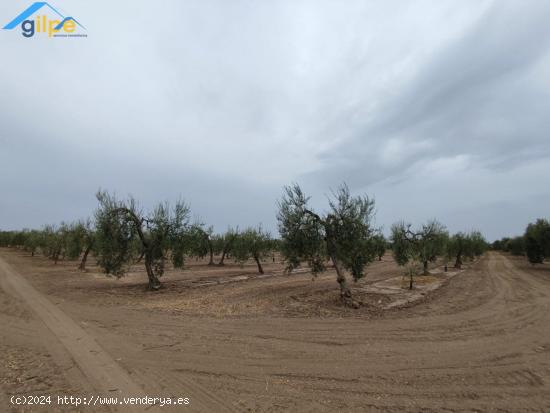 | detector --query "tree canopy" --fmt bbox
[524,219,550,264]
[95,190,191,289]
[277,183,377,306]
[391,220,448,275]
[232,226,272,274]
